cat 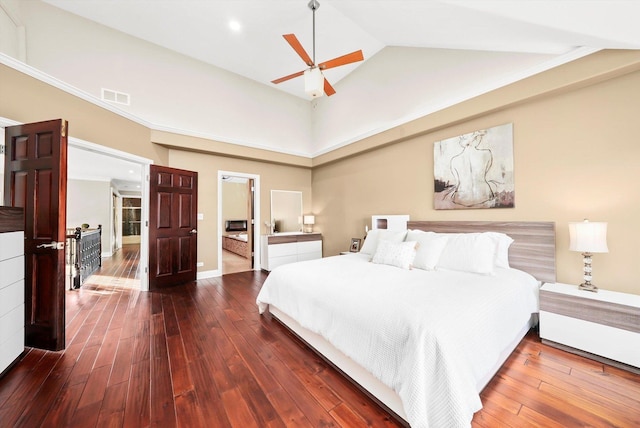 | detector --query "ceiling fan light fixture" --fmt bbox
[304,67,324,98]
